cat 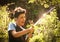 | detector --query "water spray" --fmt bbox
[34,6,55,26]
